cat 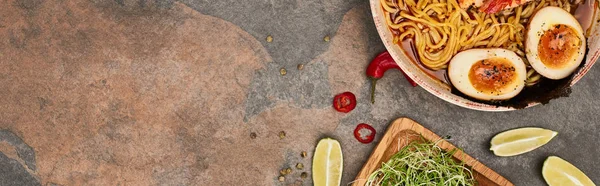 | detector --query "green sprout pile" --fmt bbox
[366,140,476,186]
